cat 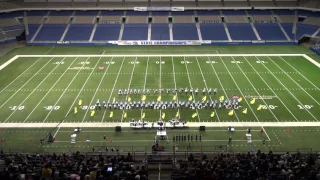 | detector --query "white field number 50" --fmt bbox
[297,105,313,109]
